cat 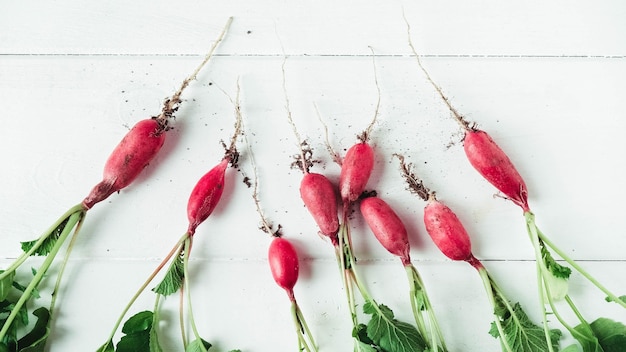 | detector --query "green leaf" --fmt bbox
[16,307,51,352]
[540,244,571,280]
[0,271,15,301]
[185,339,212,352]
[116,311,162,352]
[21,218,70,256]
[573,318,626,352]
[354,323,375,345]
[152,252,185,296]
[121,311,153,335]
[363,302,426,352]
[489,300,561,352]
